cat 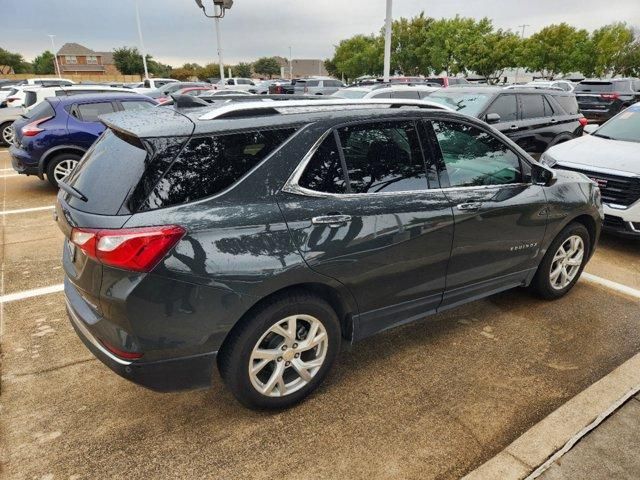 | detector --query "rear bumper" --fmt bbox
[9,144,39,176]
[65,279,217,392]
[579,109,616,122]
